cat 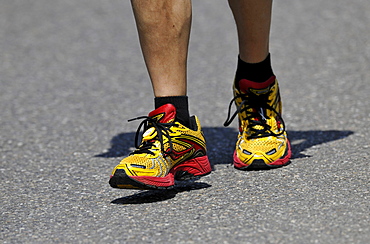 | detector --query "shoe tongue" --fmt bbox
[238,76,275,94]
[148,104,176,123]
